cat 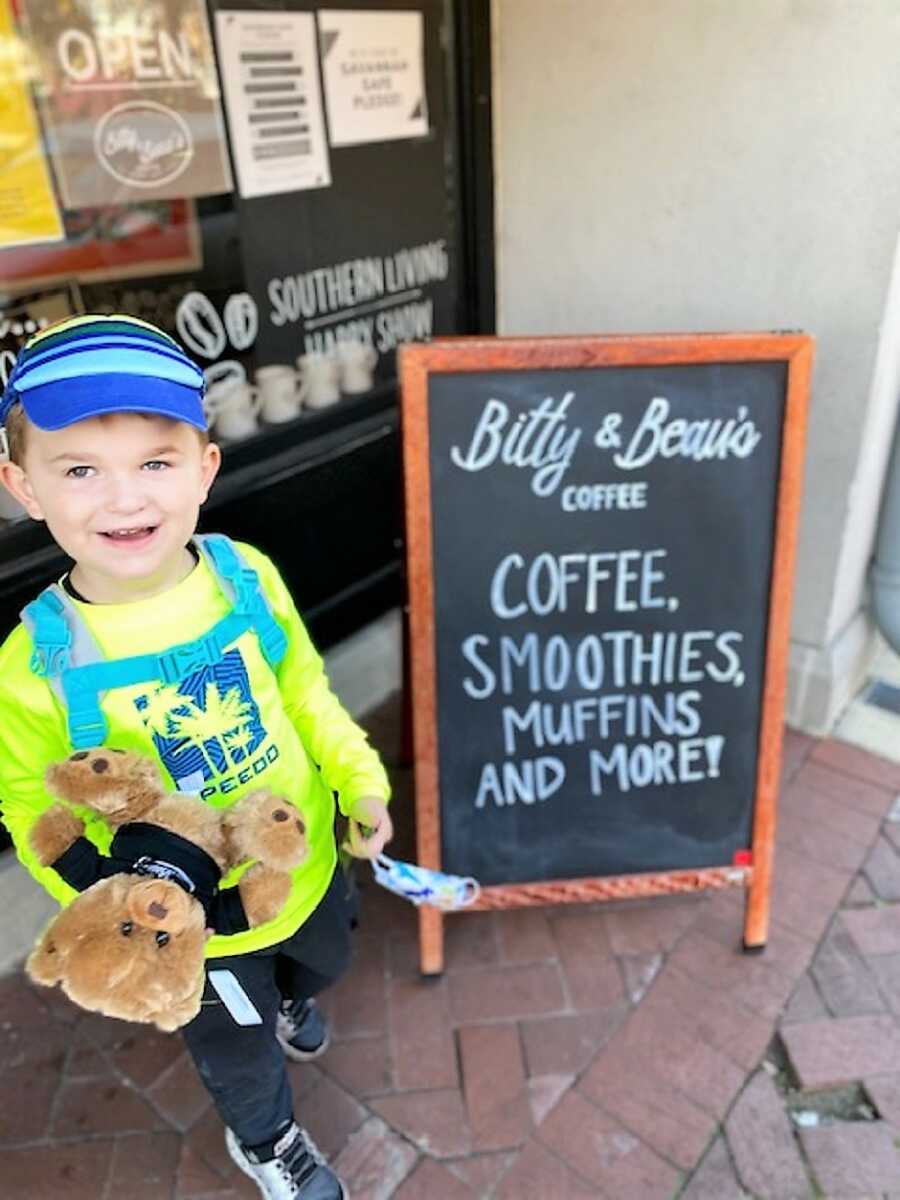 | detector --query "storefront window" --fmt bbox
[0,0,462,527]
